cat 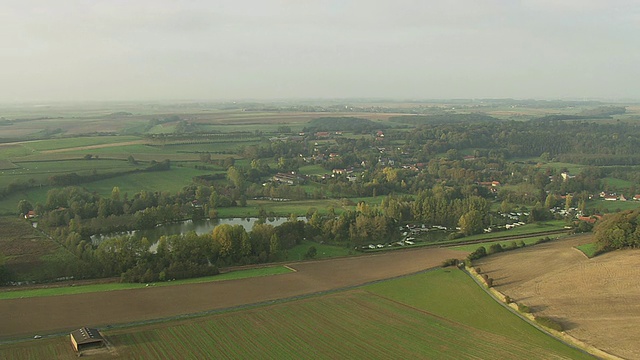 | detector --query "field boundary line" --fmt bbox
[572,246,594,259]
[0,266,445,345]
[364,289,492,333]
[40,140,149,154]
[283,265,297,272]
[463,266,623,360]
